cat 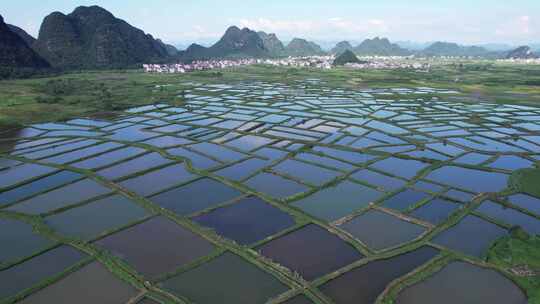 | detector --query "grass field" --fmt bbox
[1,61,540,127]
